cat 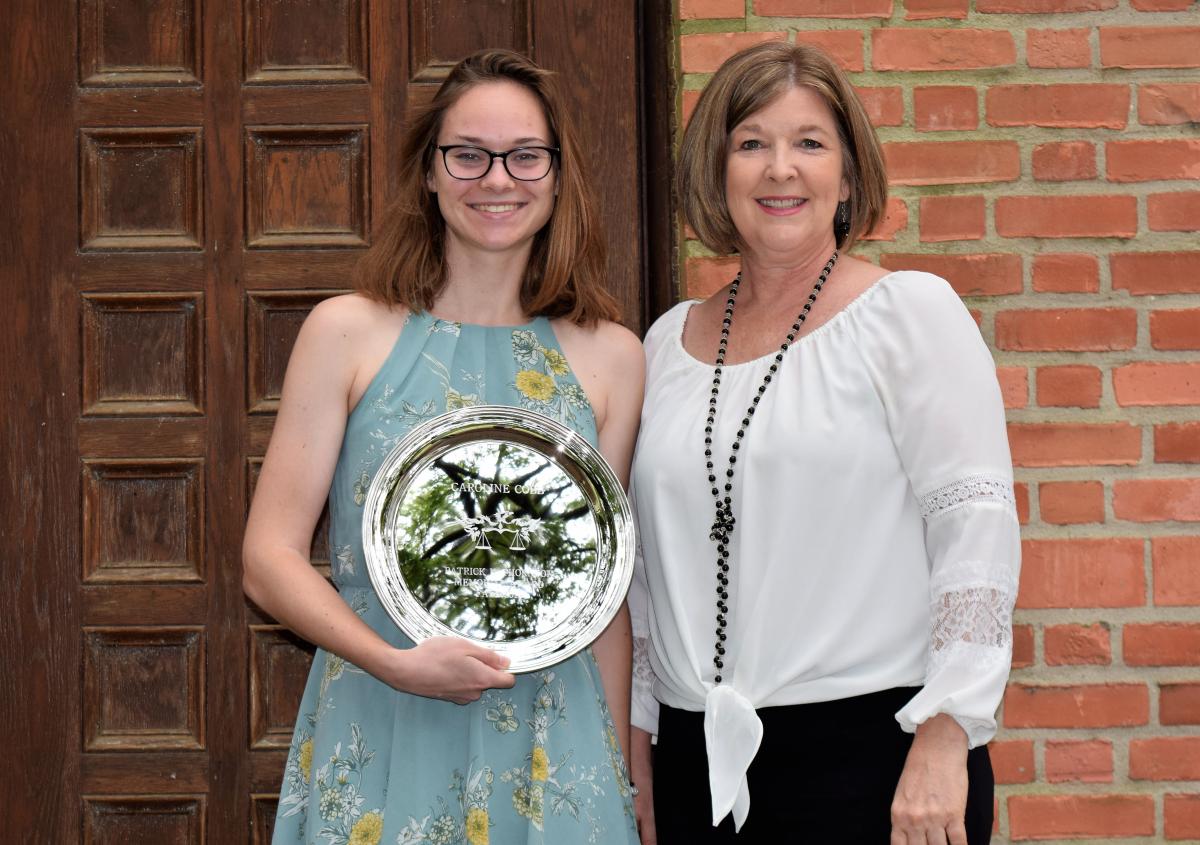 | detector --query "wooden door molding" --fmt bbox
[0,0,82,837]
